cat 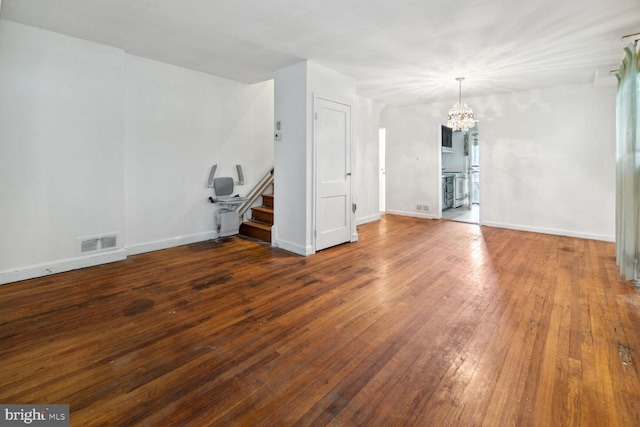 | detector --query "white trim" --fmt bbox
[437,125,444,215]
[356,213,381,225]
[125,231,219,256]
[0,230,222,285]
[0,249,127,285]
[481,221,614,242]
[385,209,439,220]
[312,93,318,253]
[272,238,313,256]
